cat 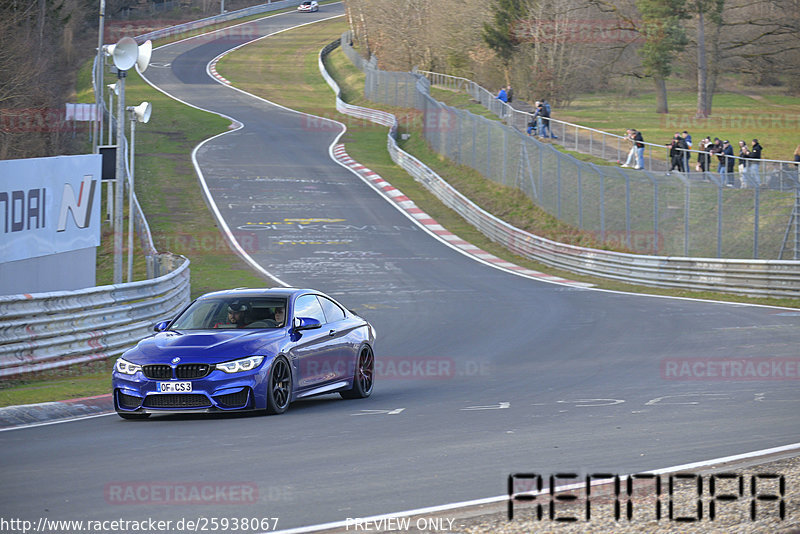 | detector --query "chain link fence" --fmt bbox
[344,35,799,260]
